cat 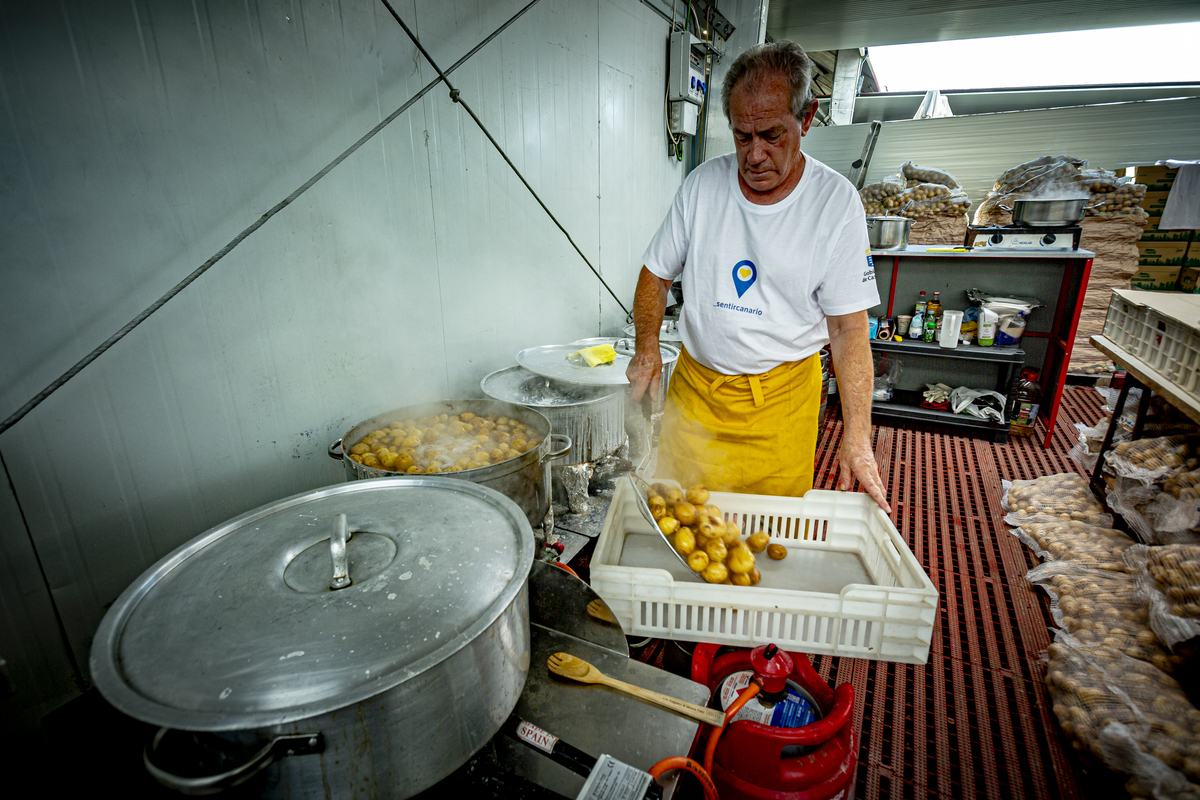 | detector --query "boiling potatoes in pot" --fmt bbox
[346,411,540,474]
[648,482,764,585]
